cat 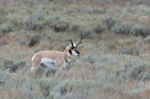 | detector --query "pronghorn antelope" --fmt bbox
[29,37,83,75]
